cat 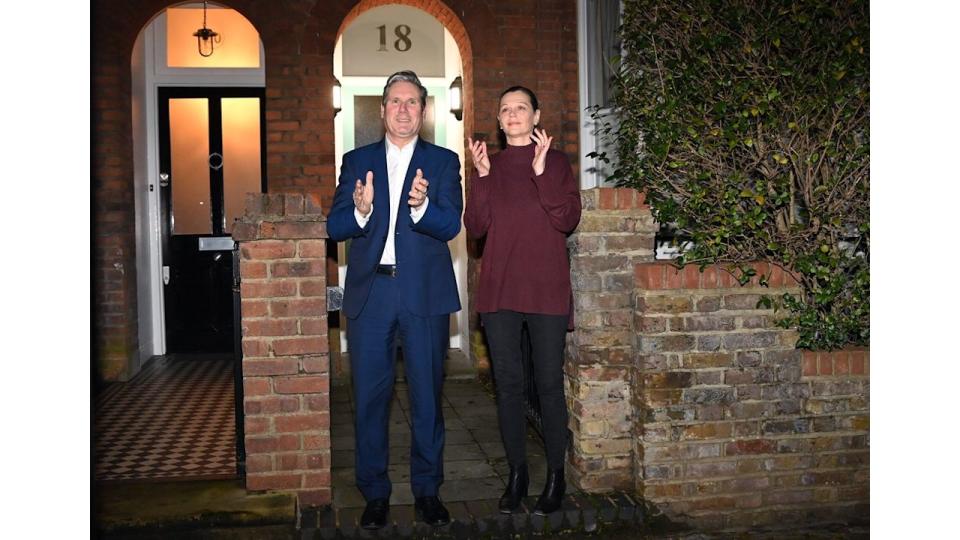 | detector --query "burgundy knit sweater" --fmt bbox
[464,142,582,318]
